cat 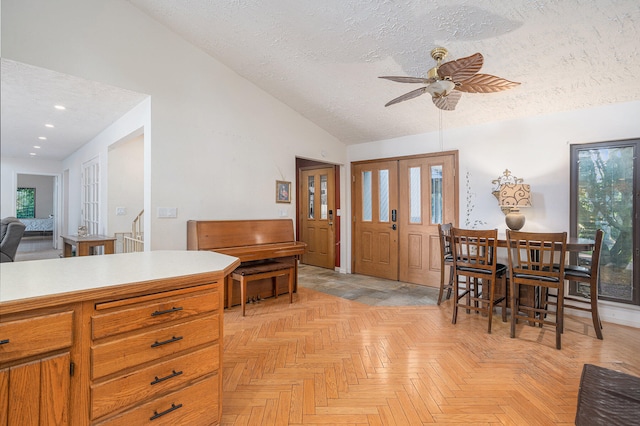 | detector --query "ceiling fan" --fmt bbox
[380,47,520,111]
